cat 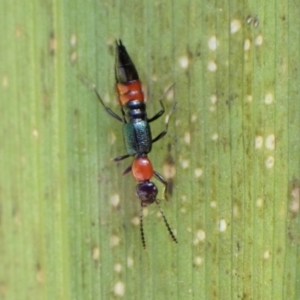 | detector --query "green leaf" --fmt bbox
[0,0,299,299]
